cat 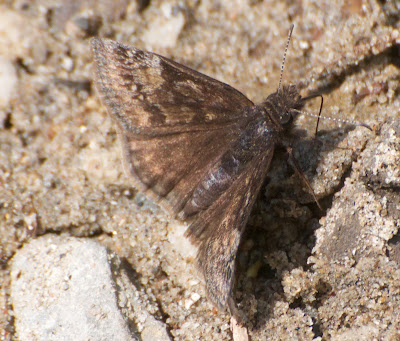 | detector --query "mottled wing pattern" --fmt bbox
[92,38,252,134]
[92,38,254,213]
[186,147,274,308]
